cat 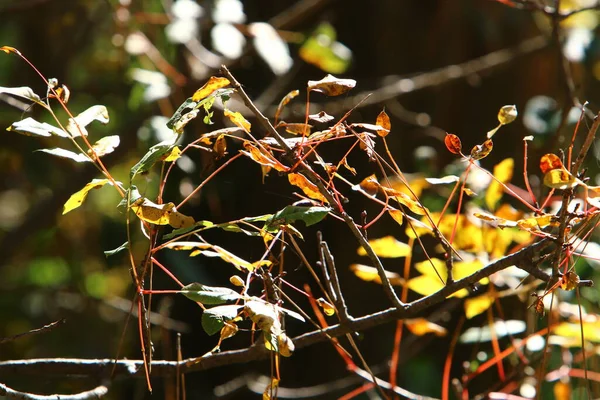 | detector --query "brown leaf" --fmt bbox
[275,89,299,123]
[288,173,328,203]
[470,139,493,160]
[307,74,356,96]
[281,122,312,135]
[376,110,391,136]
[539,153,563,174]
[444,133,462,154]
[240,141,288,172]
[353,174,380,196]
[213,134,227,159]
